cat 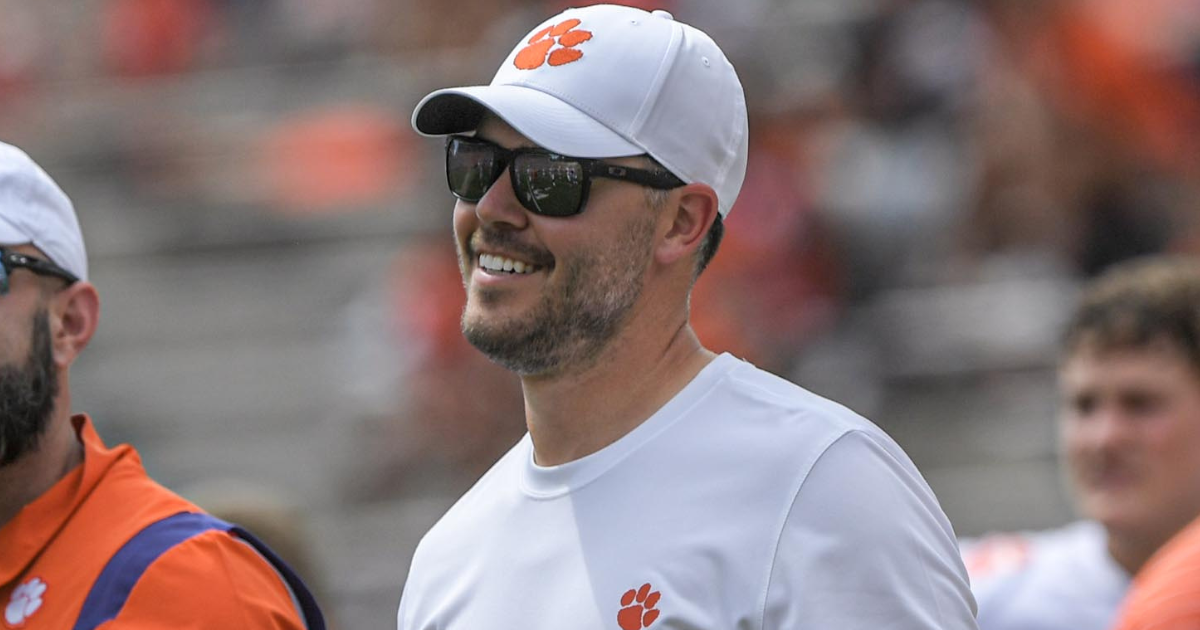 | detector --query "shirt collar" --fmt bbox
[0,415,134,585]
